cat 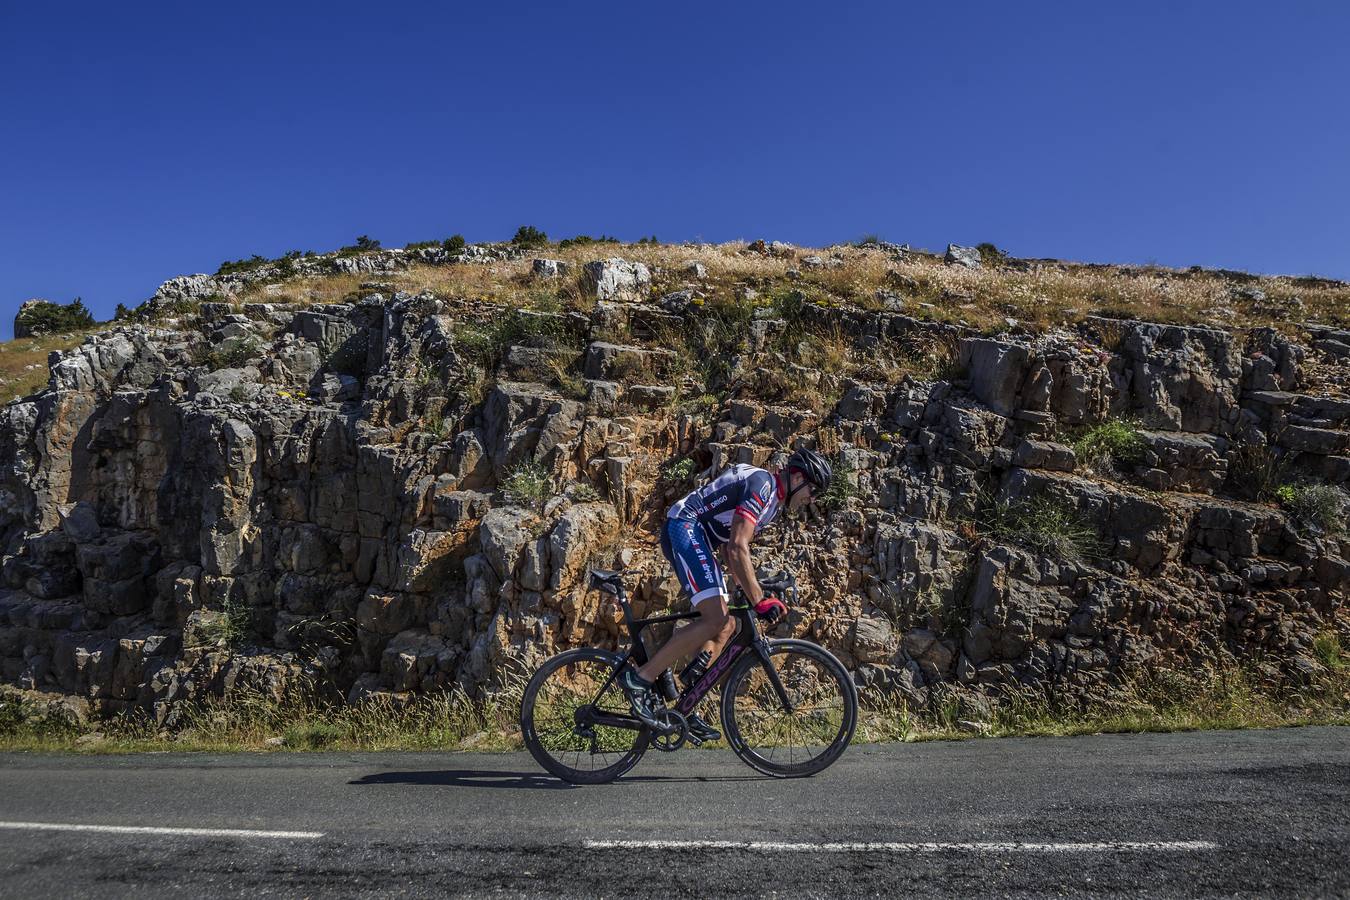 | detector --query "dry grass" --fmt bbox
[0,682,526,754]
[0,330,96,401]
[6,243,1331,408]
[223,241,1348,336]
[856,660,1350,743]
[5,654,1346,755]
[234,272,368,307]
